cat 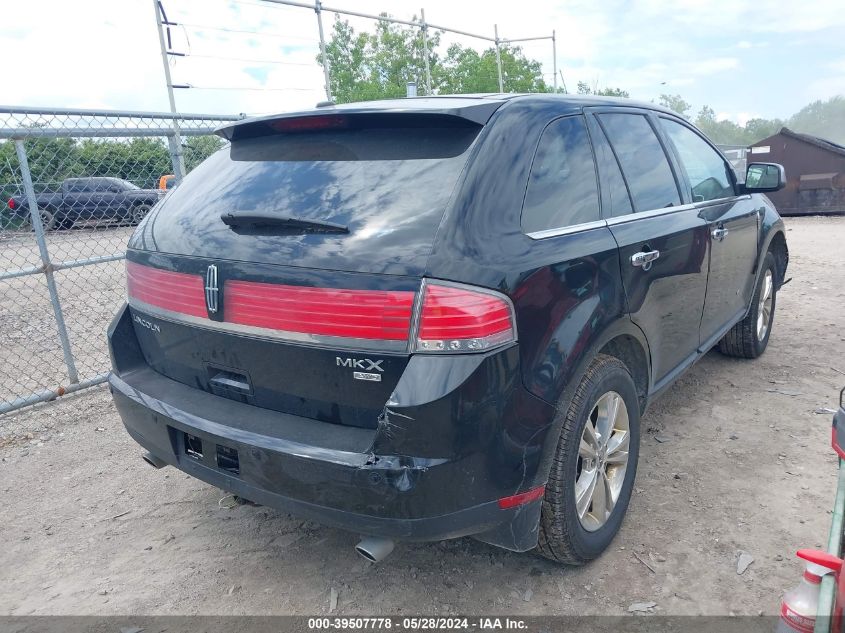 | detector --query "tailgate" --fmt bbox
[123,110,486,428]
